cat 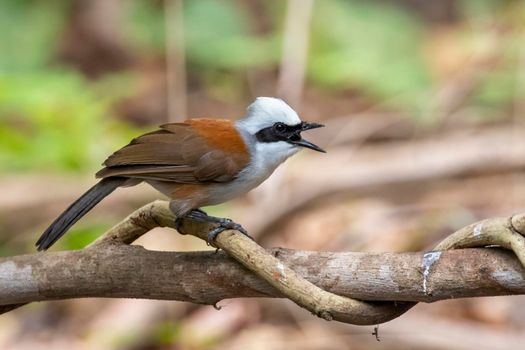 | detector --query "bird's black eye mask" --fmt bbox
[255,122,302,143]
[256,121,326,152]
